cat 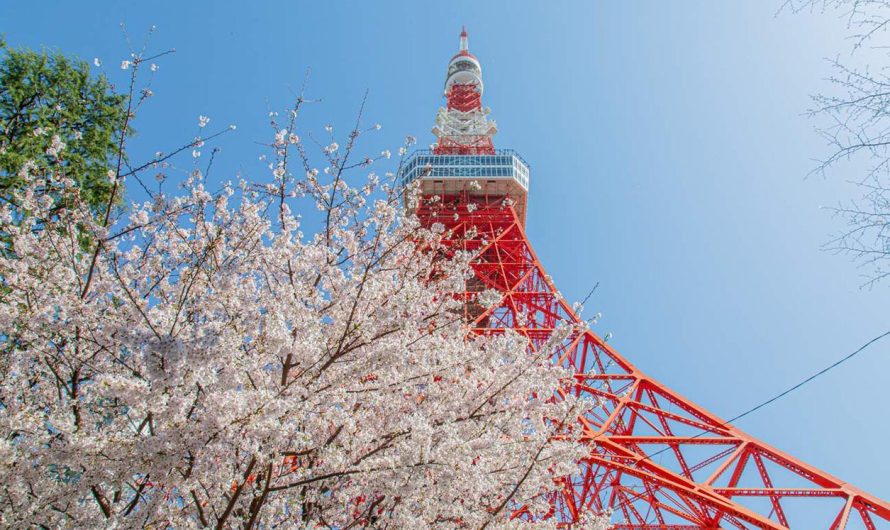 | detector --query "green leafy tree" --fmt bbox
[0,37,127,214]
